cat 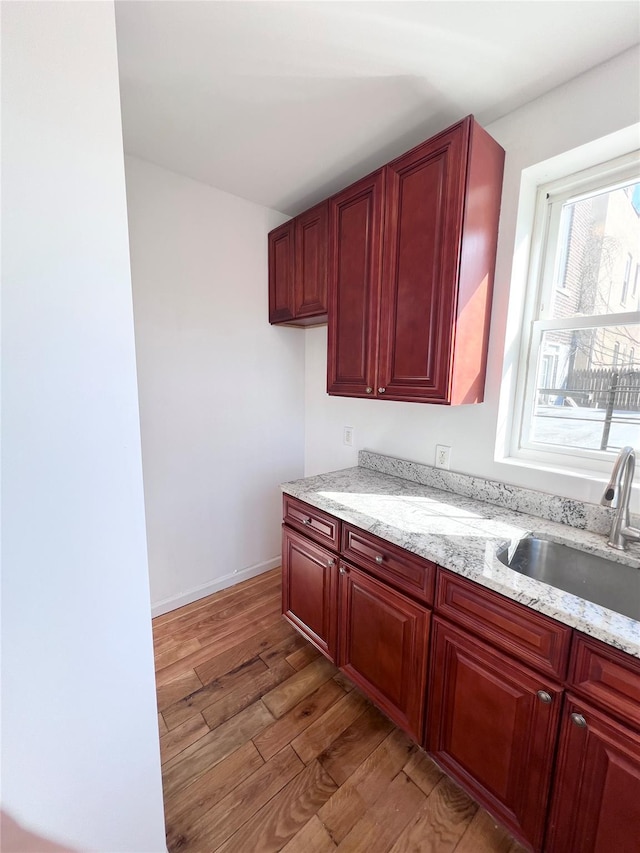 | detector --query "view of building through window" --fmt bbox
[526,179,640,455]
